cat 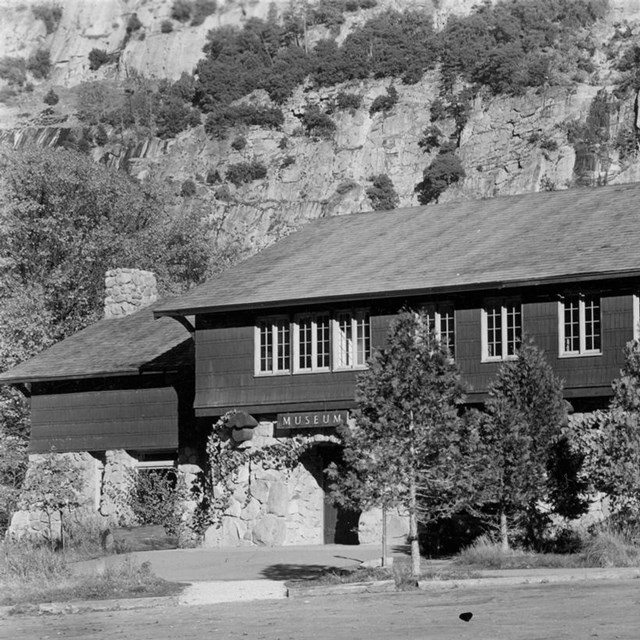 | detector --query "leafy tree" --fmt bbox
[328,311,469,576]
[300,106,336,139]
[479,339,567,551]
[88,49,111,71]
[26,48,51,79]
[369,86,398,116]
[32,4,63,35]
[415,149,465,205]
[365,174,399,210]
[19,453,84,549]
[43,88,59,105]
[225,161,267,186]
